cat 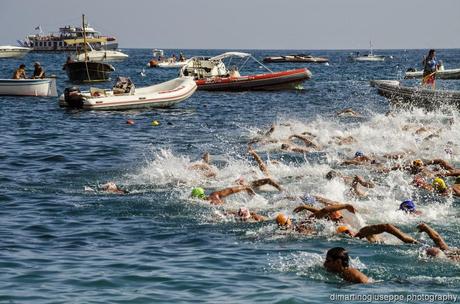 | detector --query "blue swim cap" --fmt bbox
[301,194,317,204]
[355,151,364,157]
[399,200,416,213]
